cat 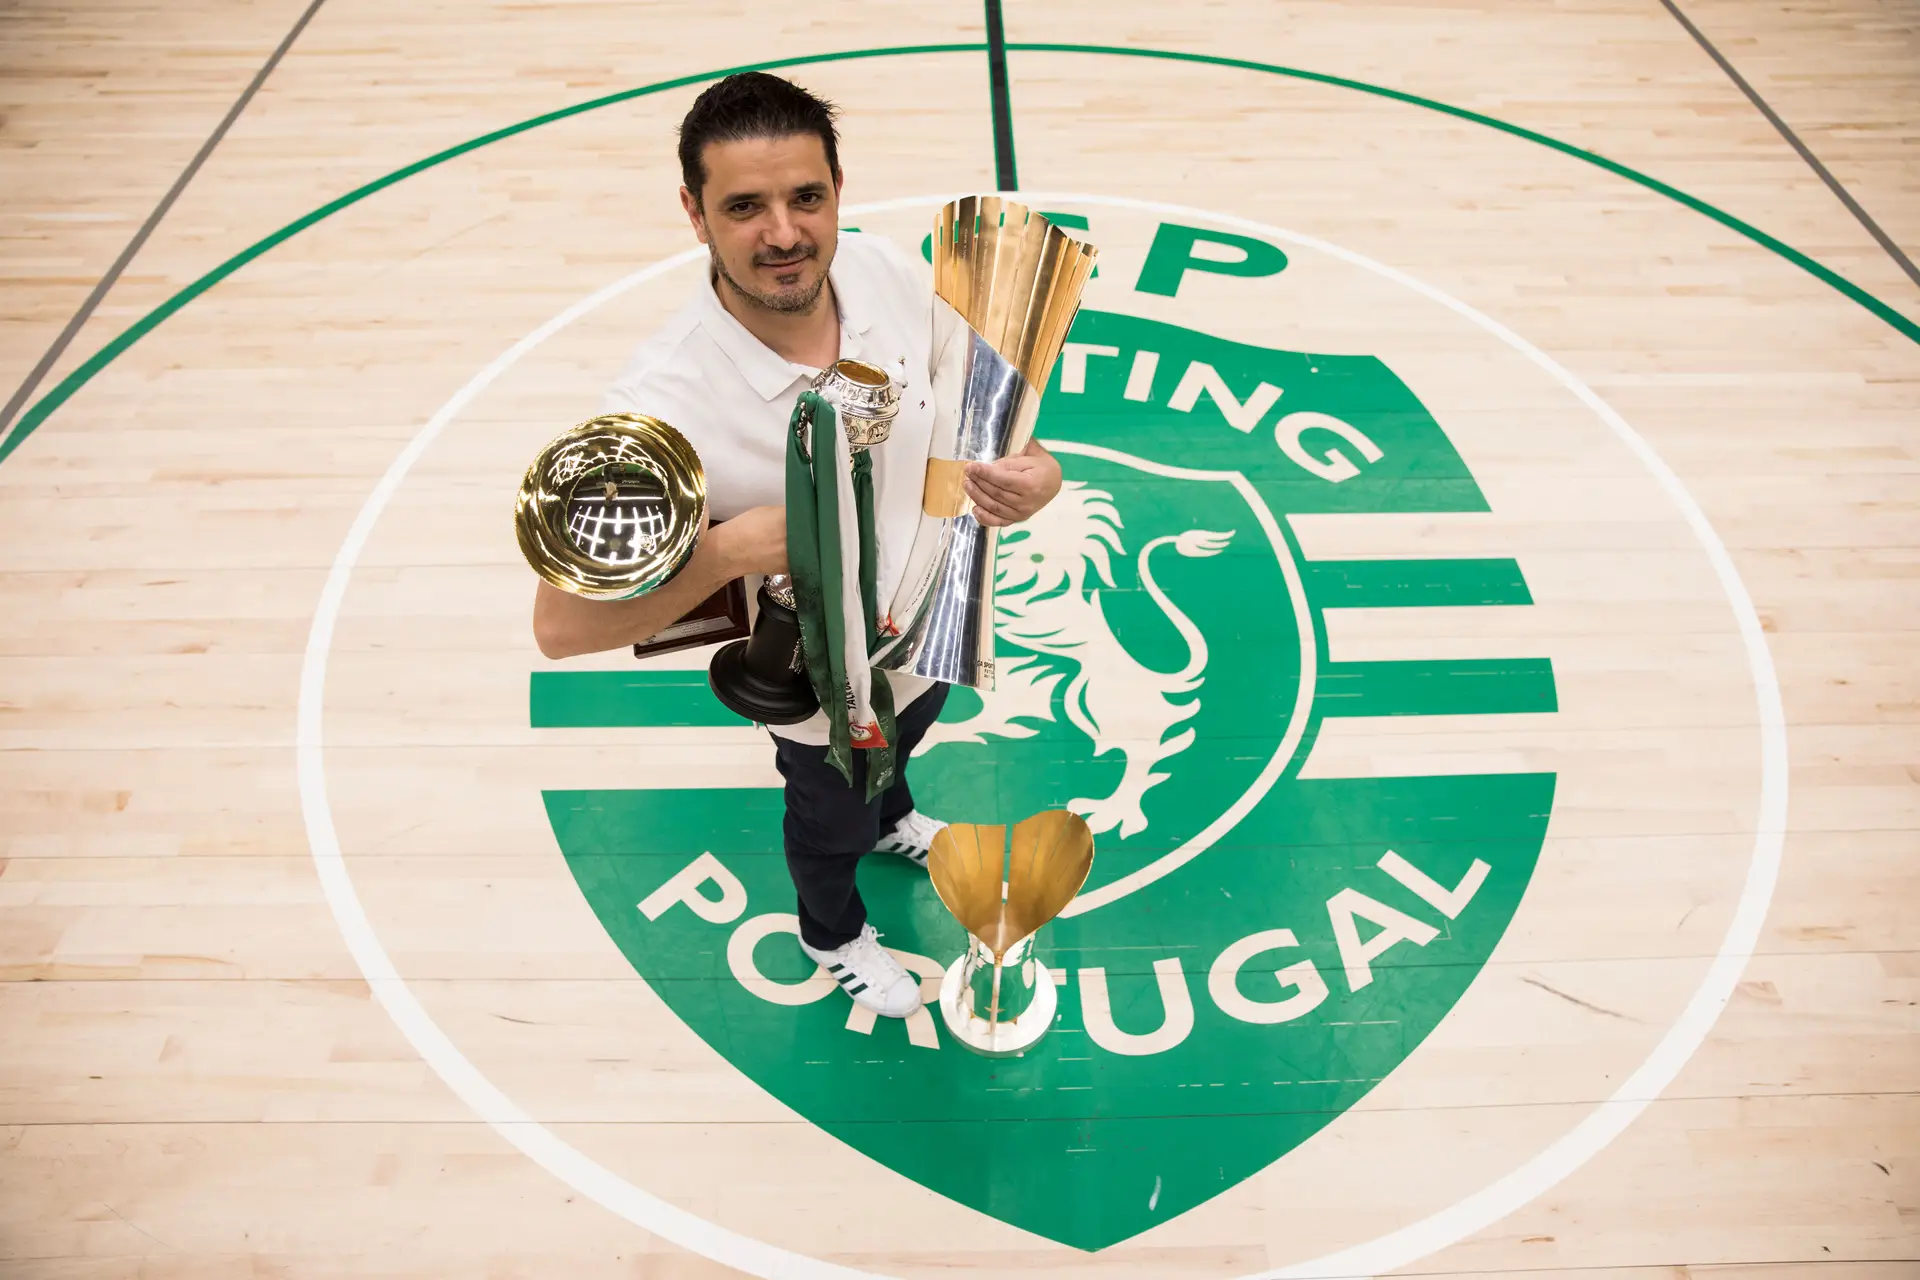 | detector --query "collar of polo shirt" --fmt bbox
[695,252,877,401]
